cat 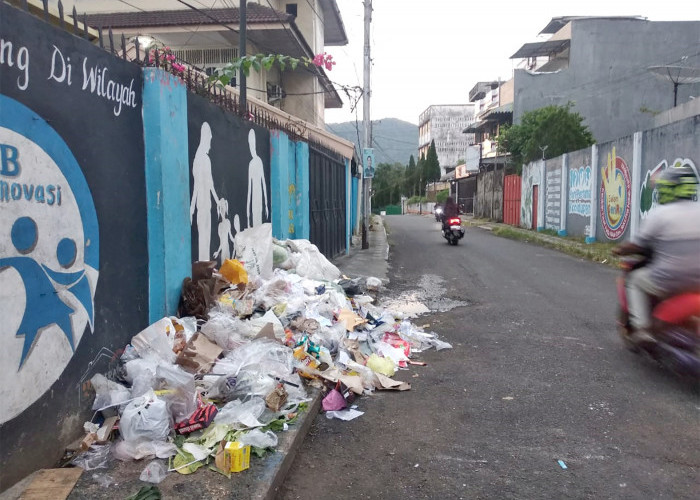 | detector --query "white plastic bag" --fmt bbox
[90,374,131,411]
[214,397,266,428]
[235,223,273,279]
[119,391,171,442]
[287,239,341,281]
[238,428,278,449]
